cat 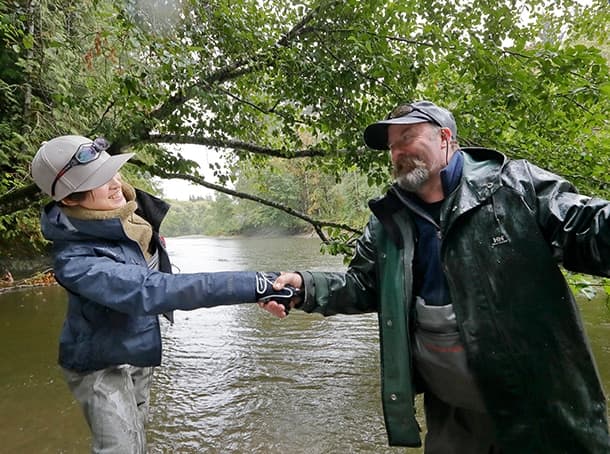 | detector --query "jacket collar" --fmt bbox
[441,147,506,232]
[390,150,464,226]
[459,147,506,200]
[135,189,170,233]
[369,147,507,246]
[441,150,464,196]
